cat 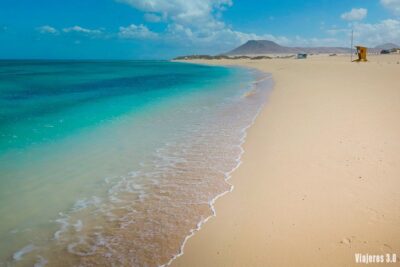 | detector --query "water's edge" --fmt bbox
[162,64,273,267]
